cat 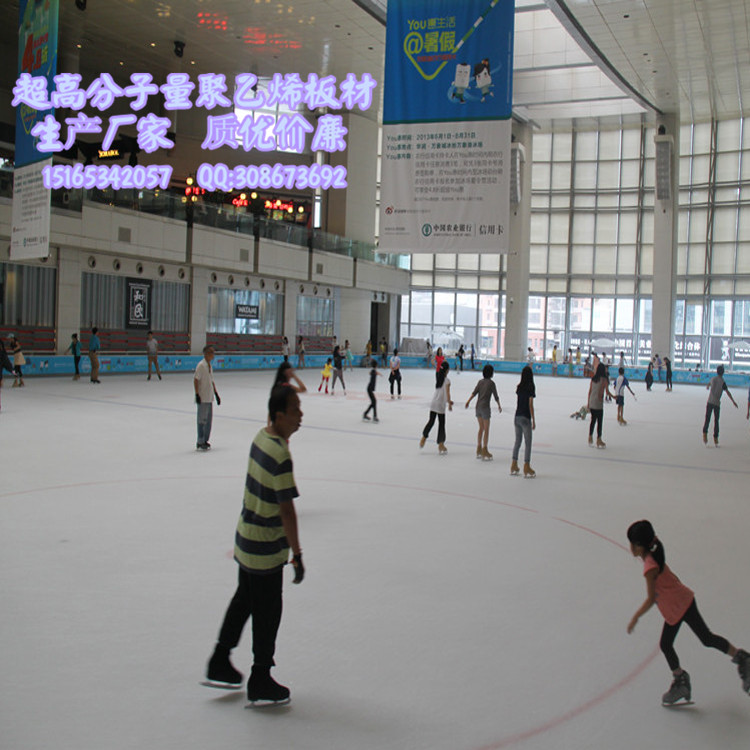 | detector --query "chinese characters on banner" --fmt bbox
[12,71,377,192]
[126,278,152,330]
[11,0,58,260]
[380,0,514,253]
